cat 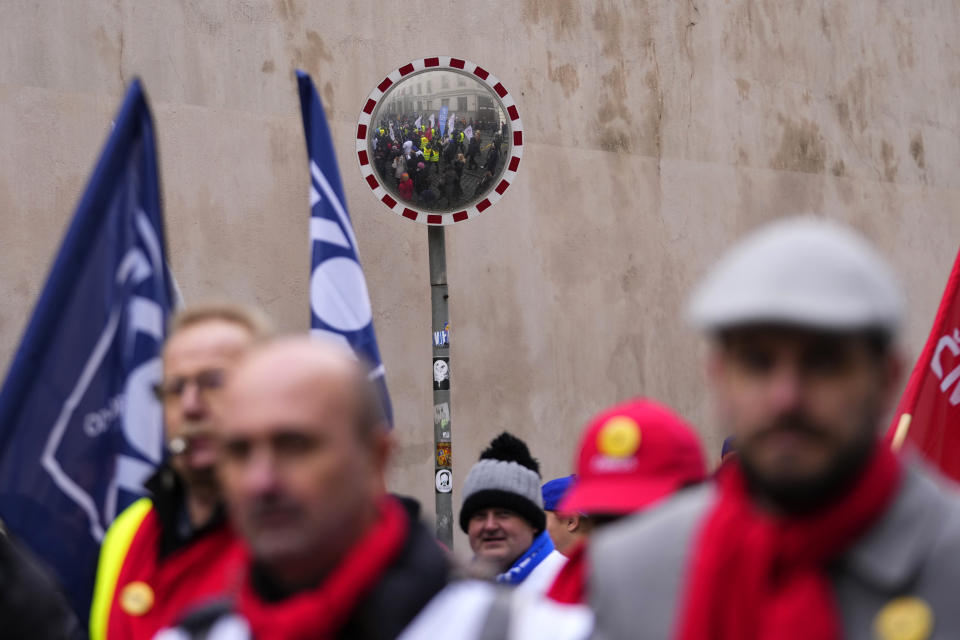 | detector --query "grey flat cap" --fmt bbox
[687,216,903,334]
